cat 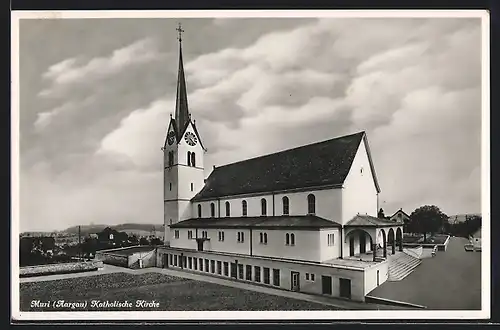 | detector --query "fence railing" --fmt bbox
[404,246,423,259]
